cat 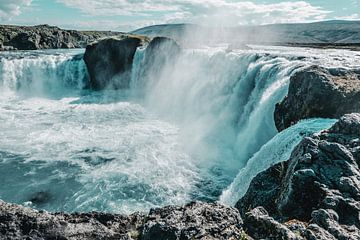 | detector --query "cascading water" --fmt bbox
[0,50,87,96]
[219,118,336,205]
[0,46,357,214]
[130,48,306,200]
